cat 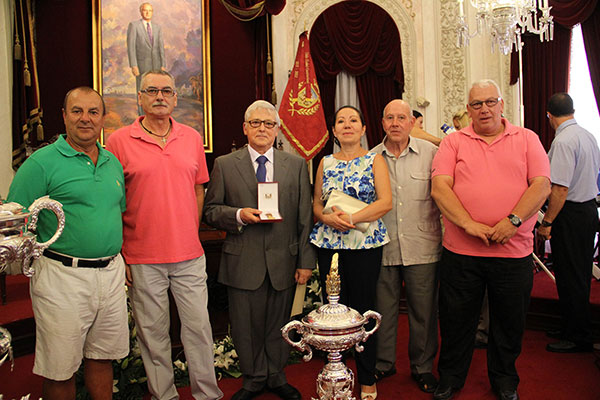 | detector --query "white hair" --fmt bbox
[470,79,502,98]
[244,100,280,126]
